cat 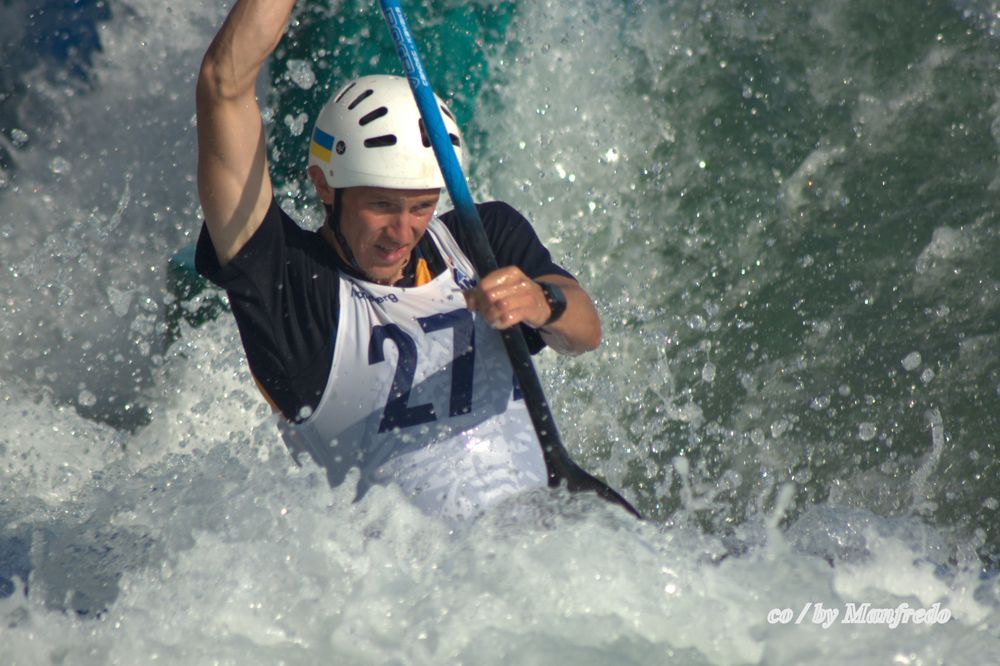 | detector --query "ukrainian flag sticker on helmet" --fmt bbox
[311,127,334,162]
